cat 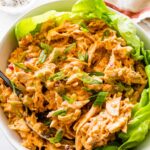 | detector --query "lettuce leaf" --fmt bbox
[95,145,118,150]
[141,42,150,65]
[15,0,145,61]
[118,65,150,150]
[72,0,107,15]
[15,11,73,40]
[15,10,56,40]
[72,0,143,60]
[119,120,150,150]
[107,14,143,60]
